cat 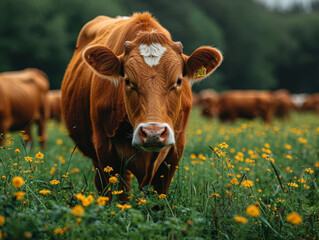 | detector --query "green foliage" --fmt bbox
[0,110,319,239]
